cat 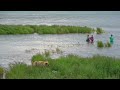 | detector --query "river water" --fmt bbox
[0,11,120,68]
